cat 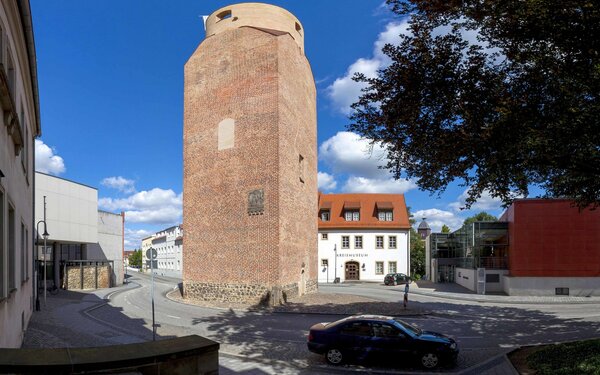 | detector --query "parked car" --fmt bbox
[383,273,412,286]
[307,315,458,369]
